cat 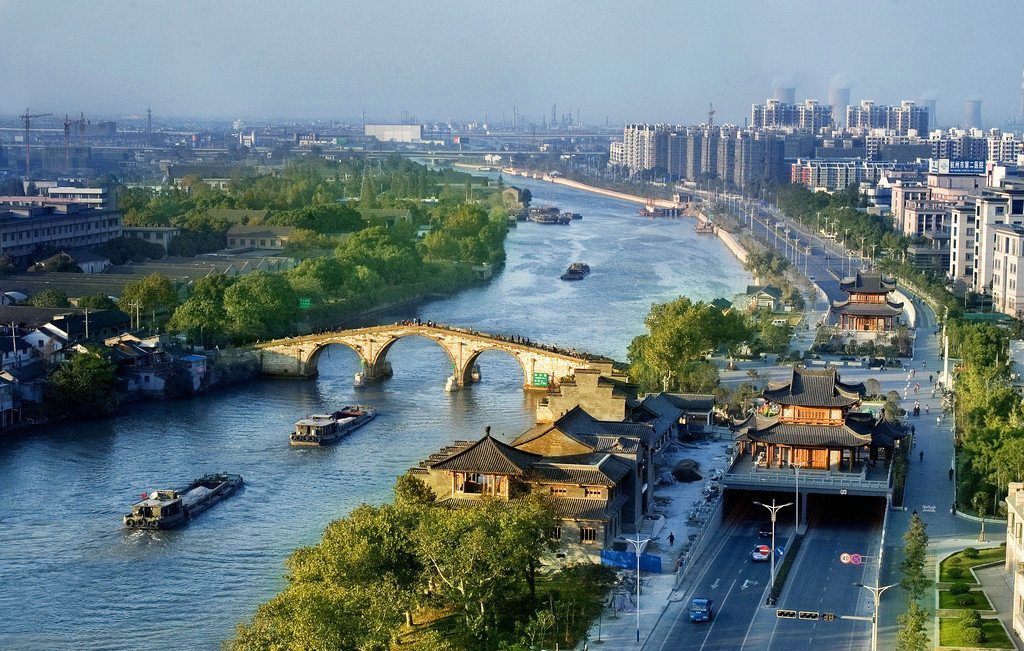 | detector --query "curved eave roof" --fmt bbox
[830,301,904,317]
